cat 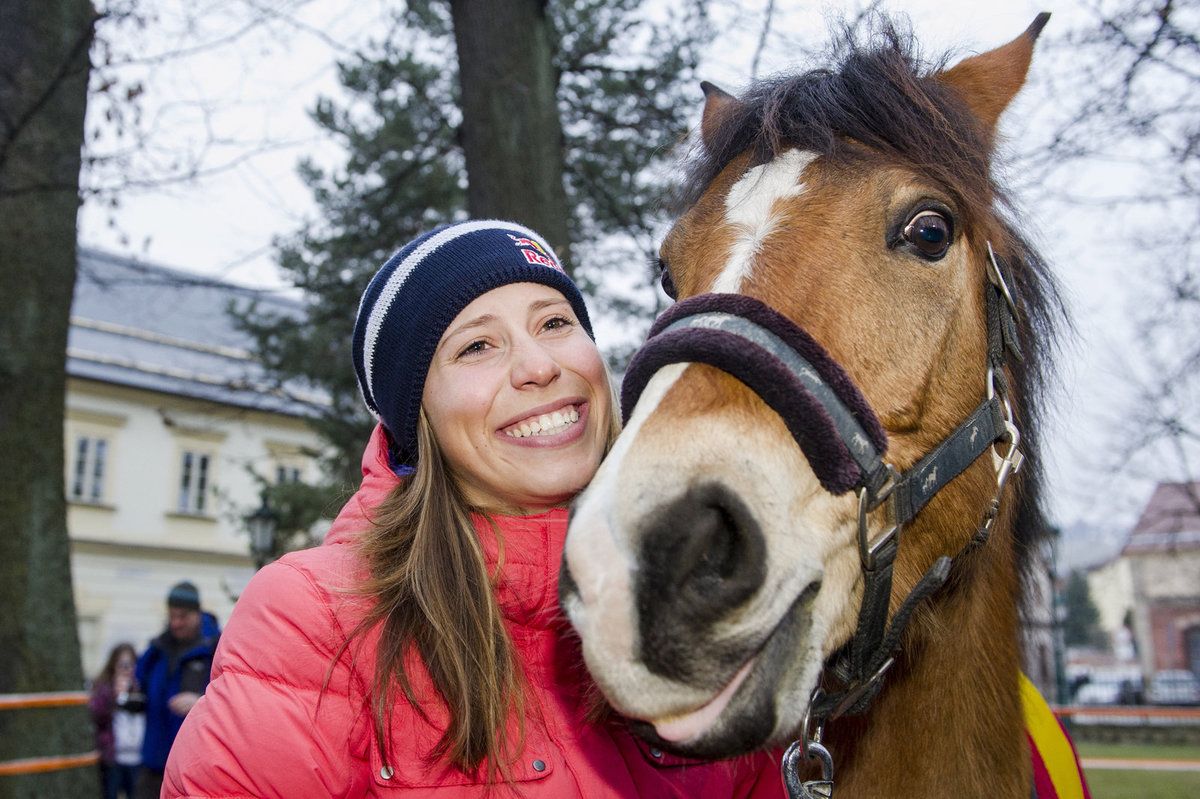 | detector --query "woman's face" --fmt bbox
[422,282,612,513]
